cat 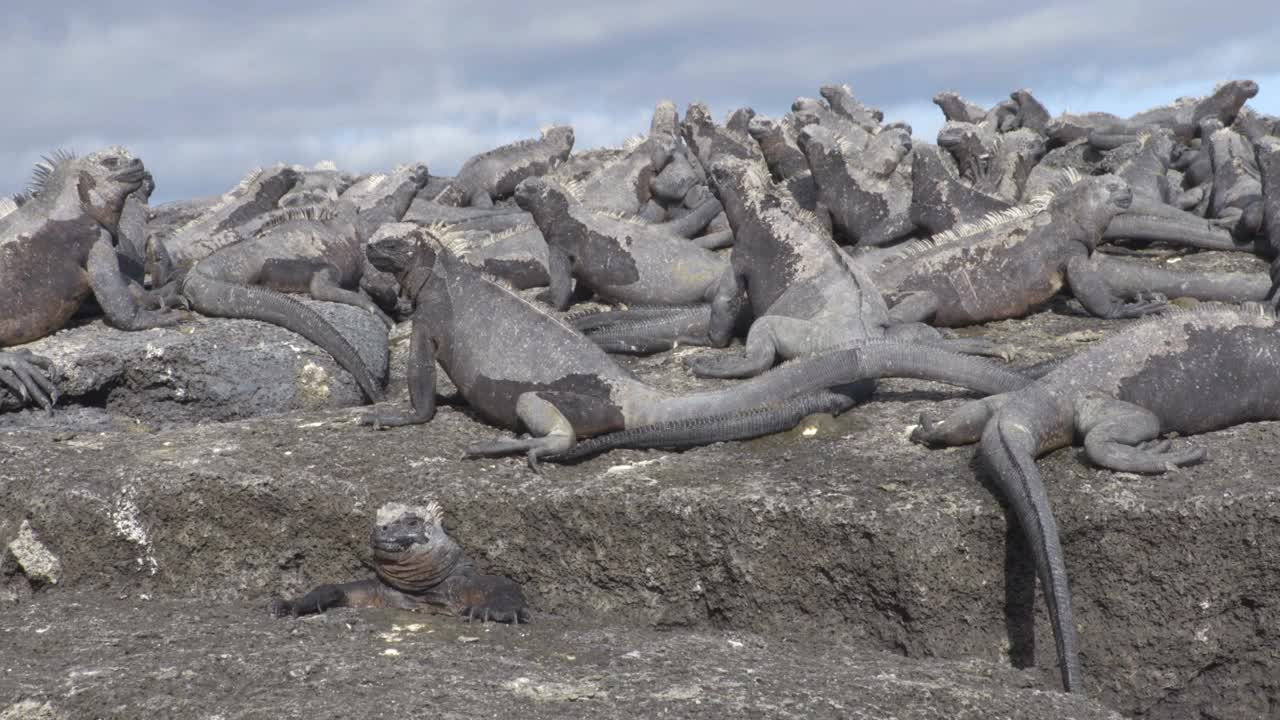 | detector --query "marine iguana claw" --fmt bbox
[0,350,58,411]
